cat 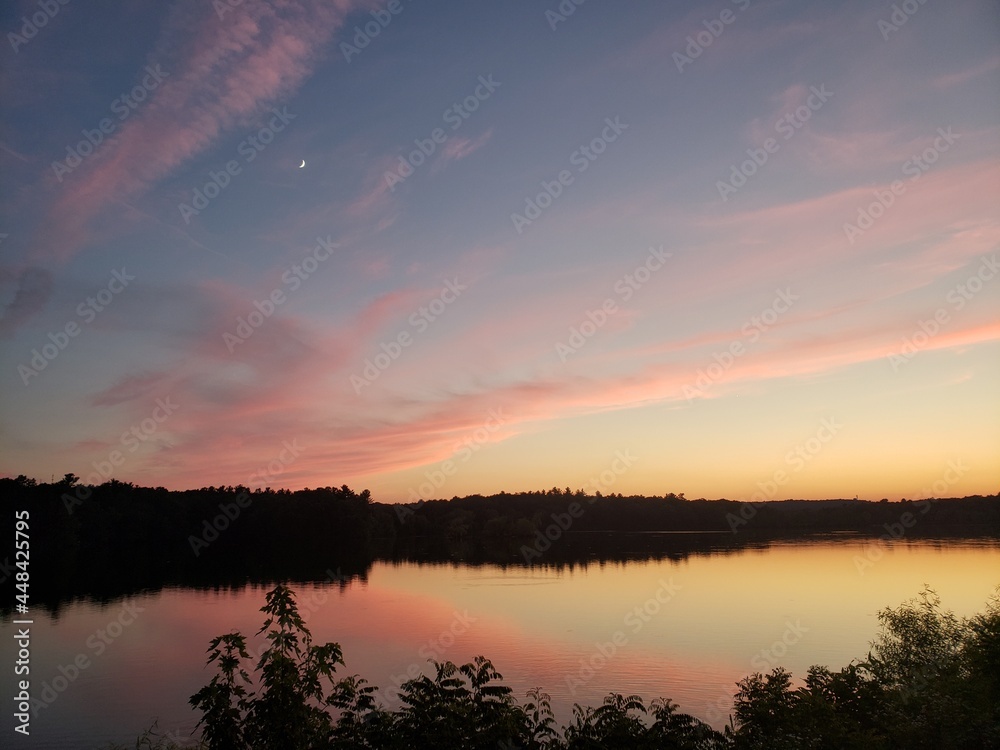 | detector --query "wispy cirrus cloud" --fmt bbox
[33,0,372,263]
[0,266,53,338]
[91,371,171,407]
[931,55,1000,89]
[439,128,494,164]
[69,268,1000,491]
